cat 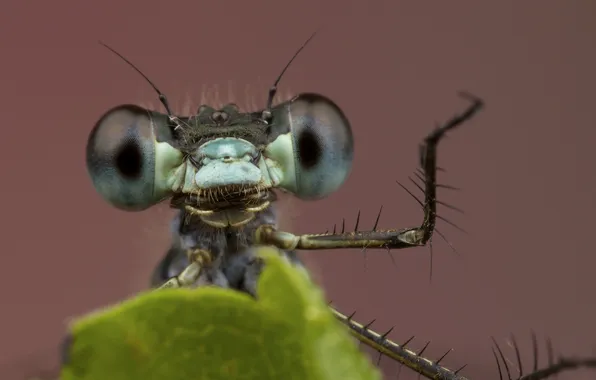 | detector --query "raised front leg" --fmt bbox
[254,92,484,252]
